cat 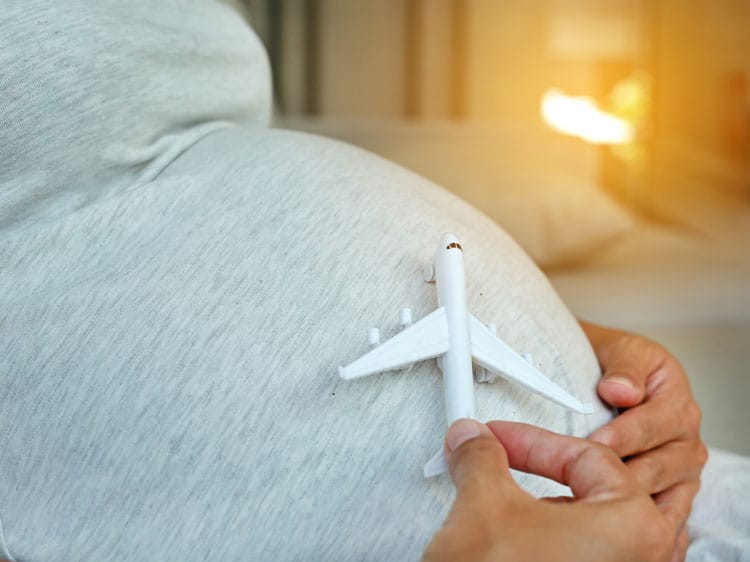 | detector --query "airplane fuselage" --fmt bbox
[339,232,593,477]
[434,233,476,424]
